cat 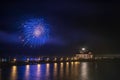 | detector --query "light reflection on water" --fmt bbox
[46,63,50,79]
[74,61,80,80]
[53,63,57,77]
[0,62,88,80]
[66,62,69,77]
[1,62,101,80]
[36,64,41,80]
[25,65,30,80]
[60,62,64,79]
[11,66,17,80]
[80,62,89,80]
